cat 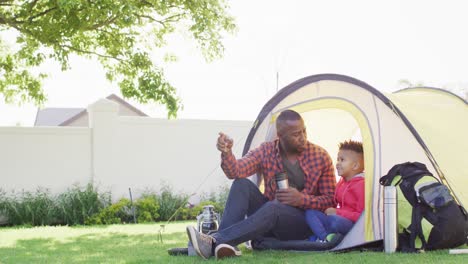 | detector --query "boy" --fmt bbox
[305,140,365,242]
